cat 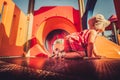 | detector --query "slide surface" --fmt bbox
[95,36,120,58]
